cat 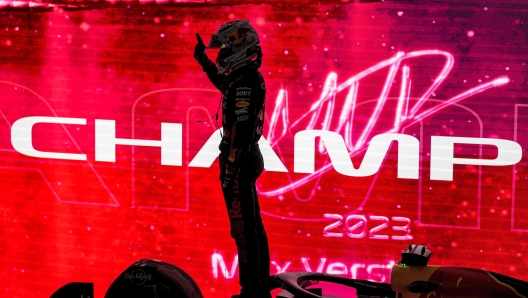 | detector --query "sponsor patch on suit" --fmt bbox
[236,101,250,108]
